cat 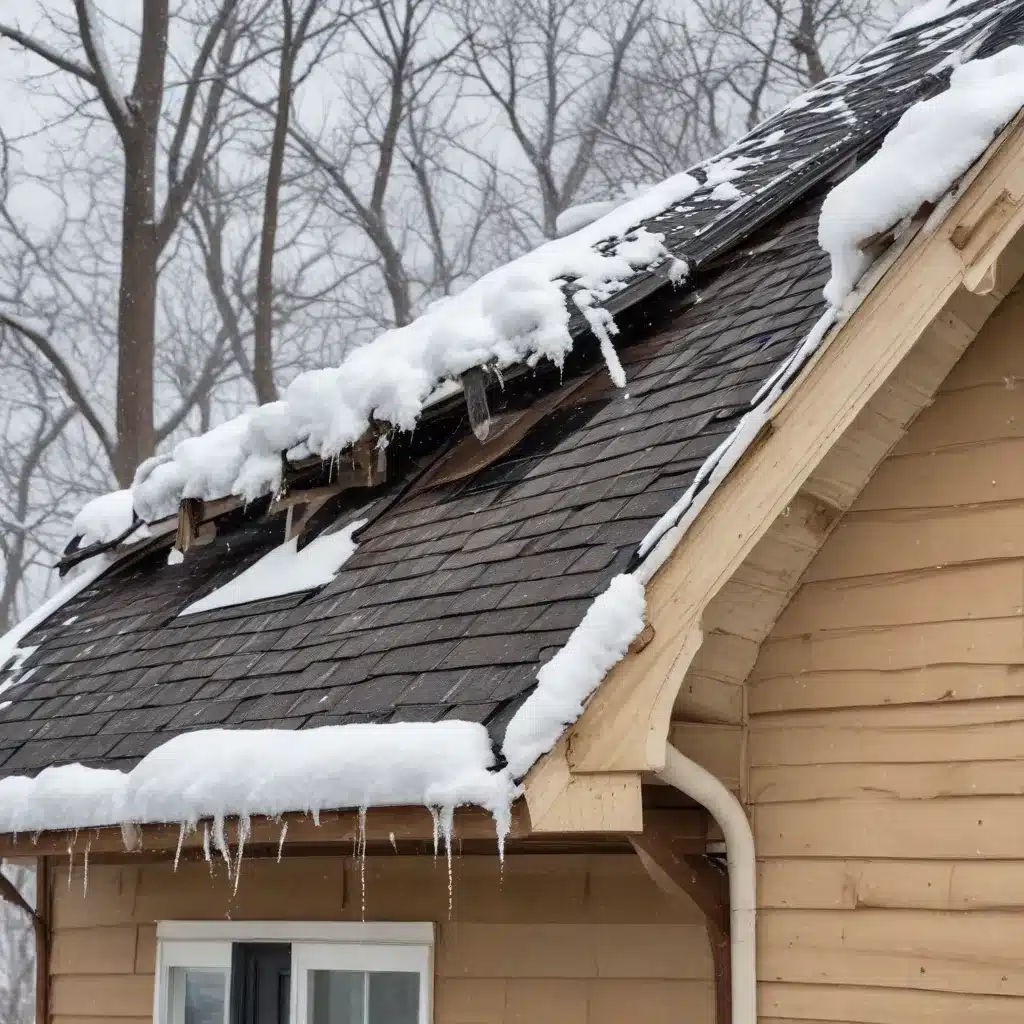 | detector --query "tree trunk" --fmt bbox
[252,61,291,405]
[112,0,169,487]
[113,152,158,486]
